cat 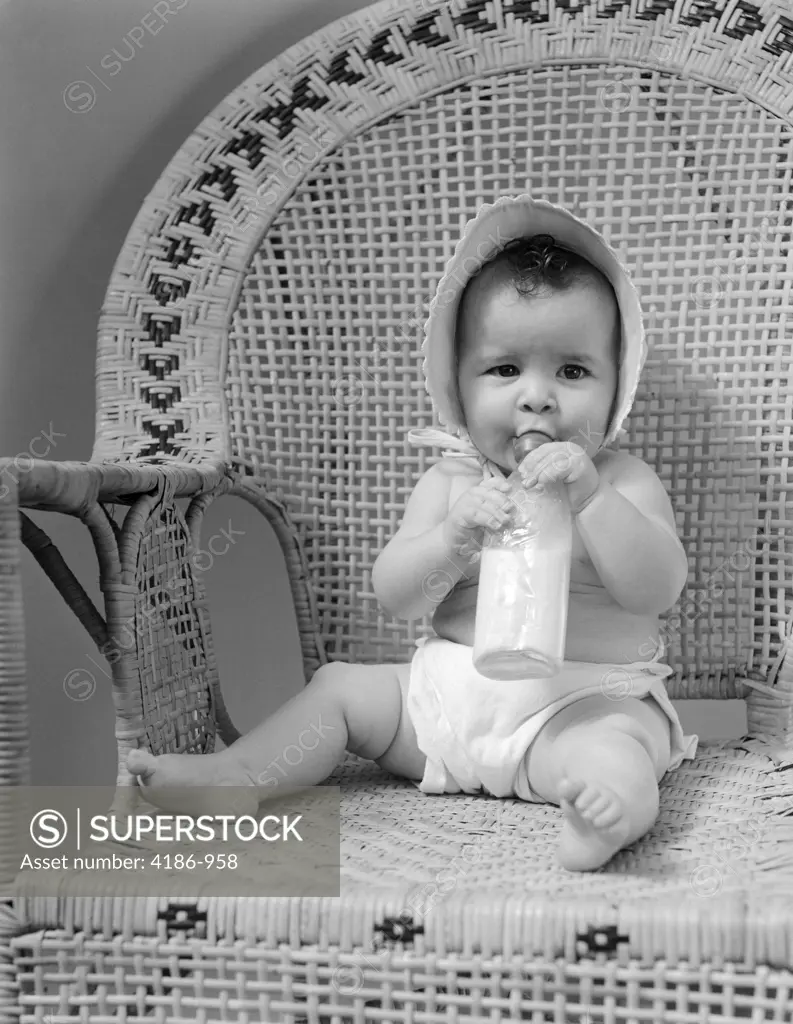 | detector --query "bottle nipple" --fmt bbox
[513,433,552,465]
